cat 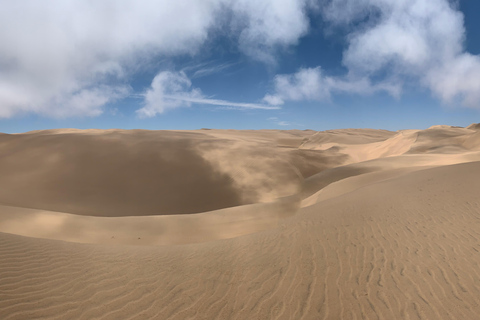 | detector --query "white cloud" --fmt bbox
[0,0,311,118]
[53,86,131,118]
[336,0,465,74]
[137,71,278,117]
[232,0,310,63]
[269,68,332,103]
[264,67,400,105]
[265,0,480,109]
[167,96,280,110]
[425,53,480,108]
[190,62,238,79]
[137,71,202,118]
[268,117,290,126]
[263,95,285,106]
[0,0,221,118]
